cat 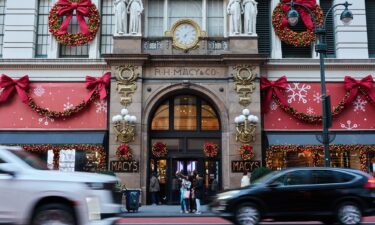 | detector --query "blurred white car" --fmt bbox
[0,146,121,225]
